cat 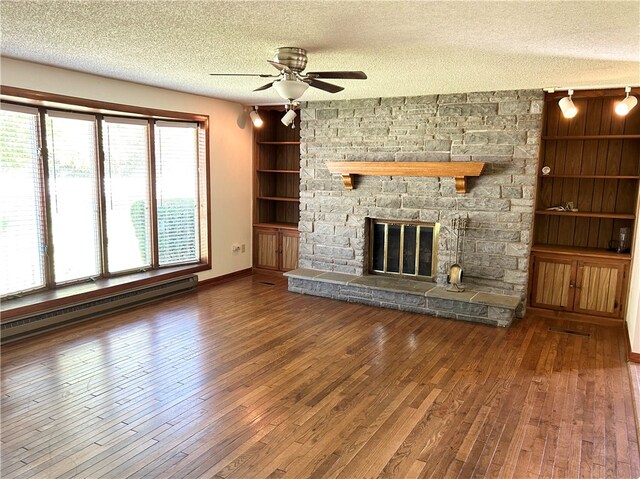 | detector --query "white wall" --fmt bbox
[1,57,253,282]
[627,191,640,354]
